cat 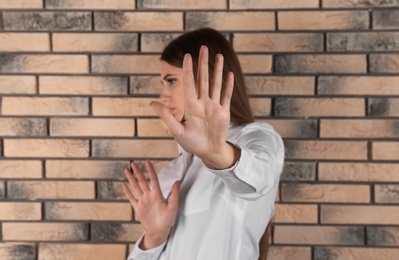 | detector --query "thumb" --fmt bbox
[150,101,183,137]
